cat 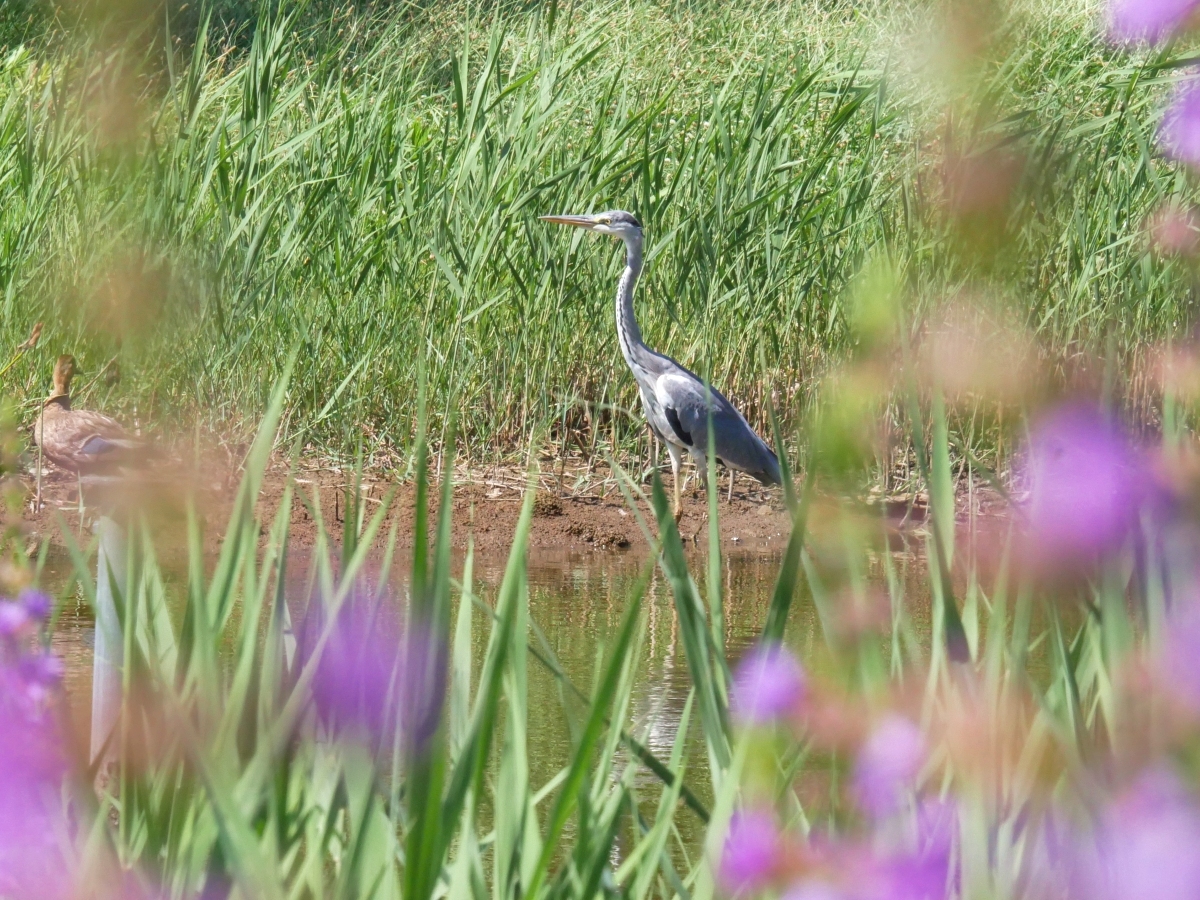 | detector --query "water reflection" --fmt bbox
[514,550,786,794]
